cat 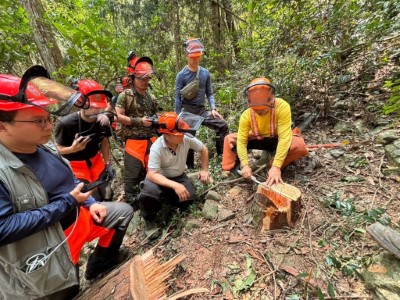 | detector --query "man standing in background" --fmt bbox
[175,38,229,167]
